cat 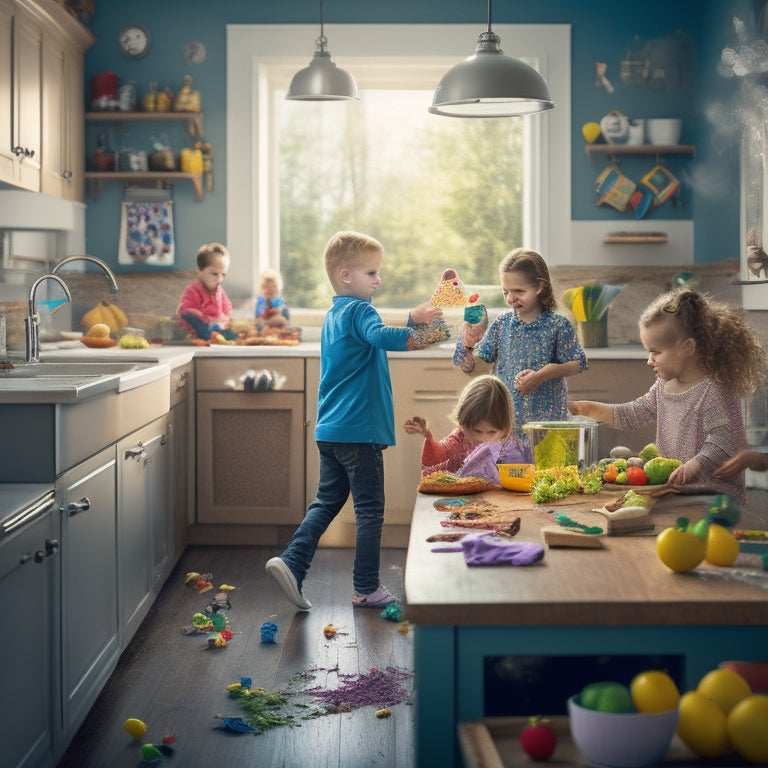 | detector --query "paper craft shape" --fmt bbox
[428,269,471,307]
